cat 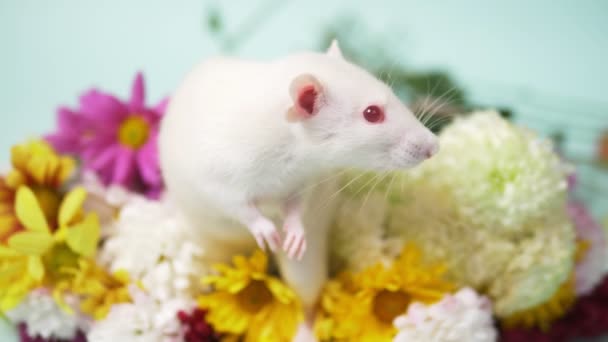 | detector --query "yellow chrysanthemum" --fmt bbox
[8,140,75,189]
[198,250,303,342]
[502,275,575,331]
[1,140,75,243]
[54,259,132,320]
[317,244,453,342]
[0,185,100,311]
